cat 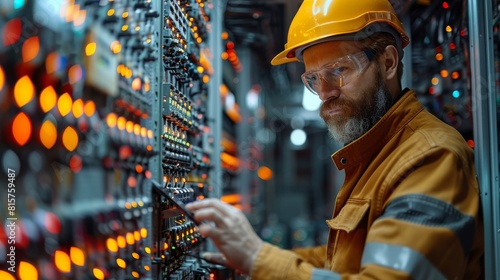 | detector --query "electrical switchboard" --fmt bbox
[0,0,225,279]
